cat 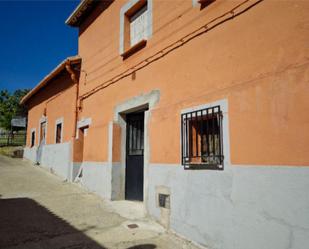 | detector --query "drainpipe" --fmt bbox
[65,60,79,139]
